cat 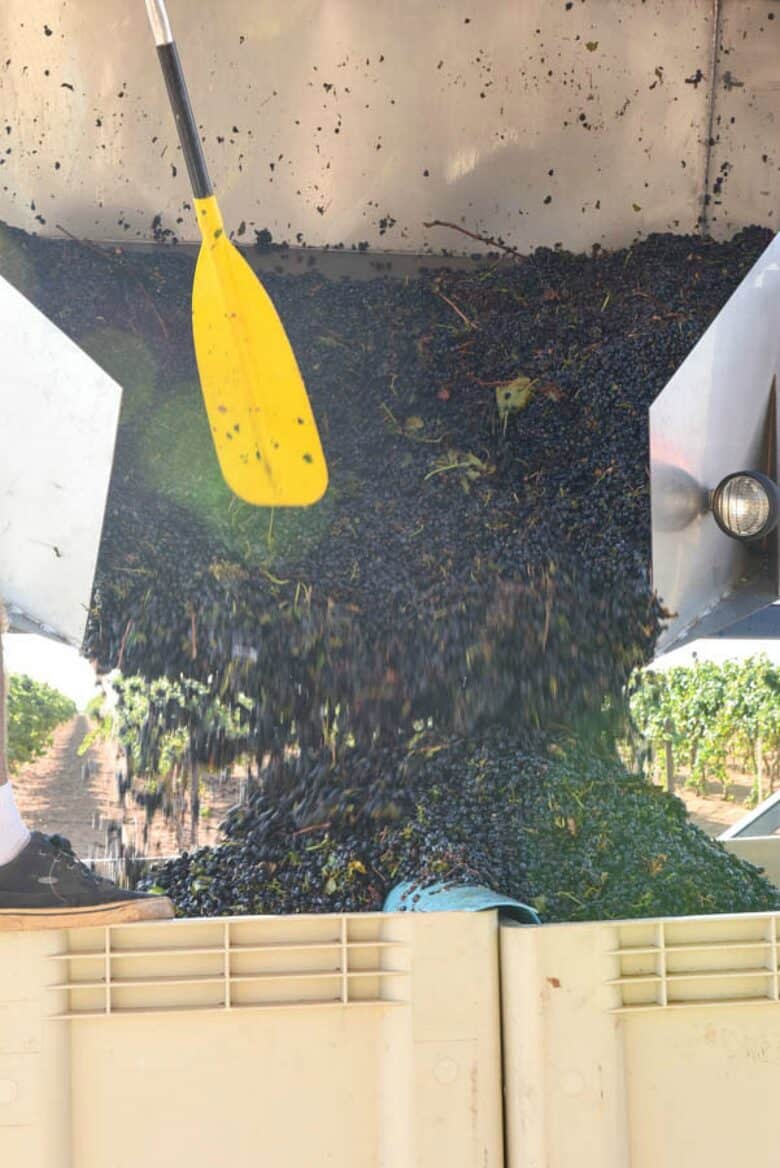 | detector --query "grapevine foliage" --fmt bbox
[84,676,253,846]
[630,657,780,801]
[7,675,77,773]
